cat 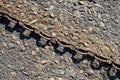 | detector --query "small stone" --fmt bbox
[52,32,57,37]
[21,13,25,16]
[50,13,55,18]
[54,60,59,64]
[72,36,78,40]
[58,78,63,80]
[20,45,26,52]
[100,22,105,27]
[95,4,102,8]
[7,64,14,68]
[17,5,22,8]
[82,29,87,32]
[45,45,50,49]
[16,41,20,45]
[6,4,12,8]
[49,5,54,10]
[48,77,55,80]
[44,8,49,11]
[28,19,38,25]
[79,70,84,74]
[32,50,36,55]
[12,35,17,40]
[22,71,29,76]
[83,42,89,47]
[40,60,48,65]
[54,18,58,22]
[25,43,28,46]
[59,0,63,2]
[59,69,65,75]
[0,50,4,54]
[79,1,86,5]
[88,27,93,32]
[10,72,16,76]
[36,48,39,52]
[2,31,6,36]
[39,22,44,29]
[89,69,94,73]
[43,13,48,17]
[73,11,80,18]
[3,42,7,47]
